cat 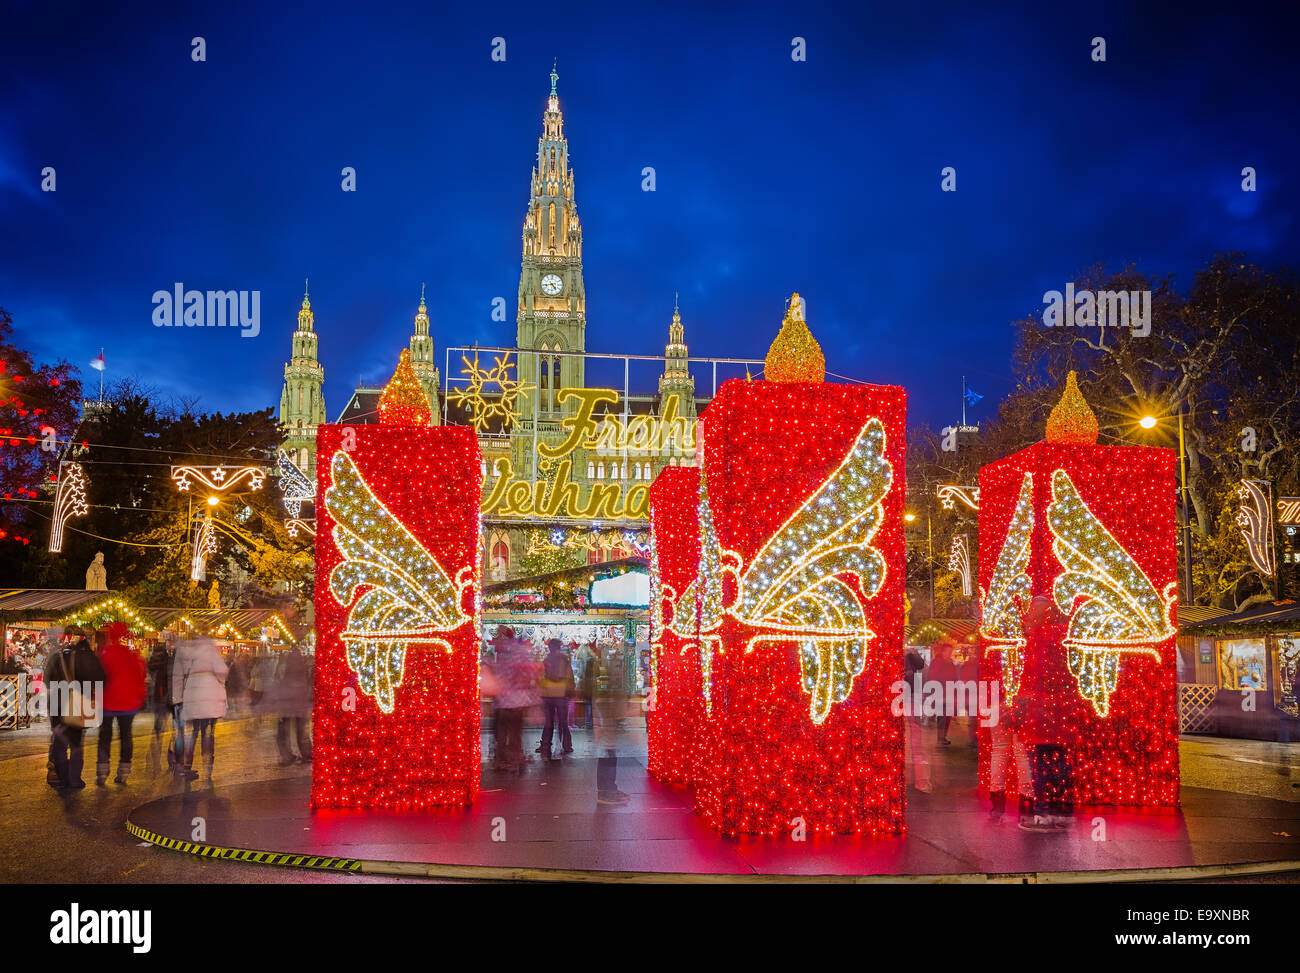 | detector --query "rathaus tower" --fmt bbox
[515,63,586,445]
